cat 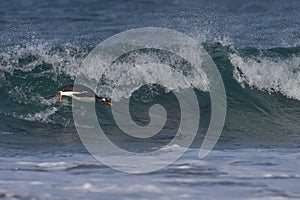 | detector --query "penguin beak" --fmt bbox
[104,101,112,105]
[58,91,62,103]
[100,97,112,105]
